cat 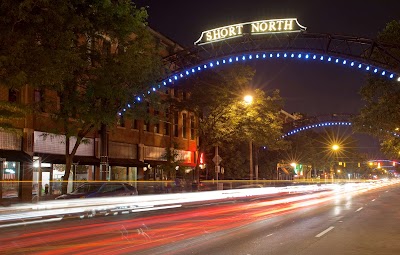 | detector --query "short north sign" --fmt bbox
[194,18,306,45]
